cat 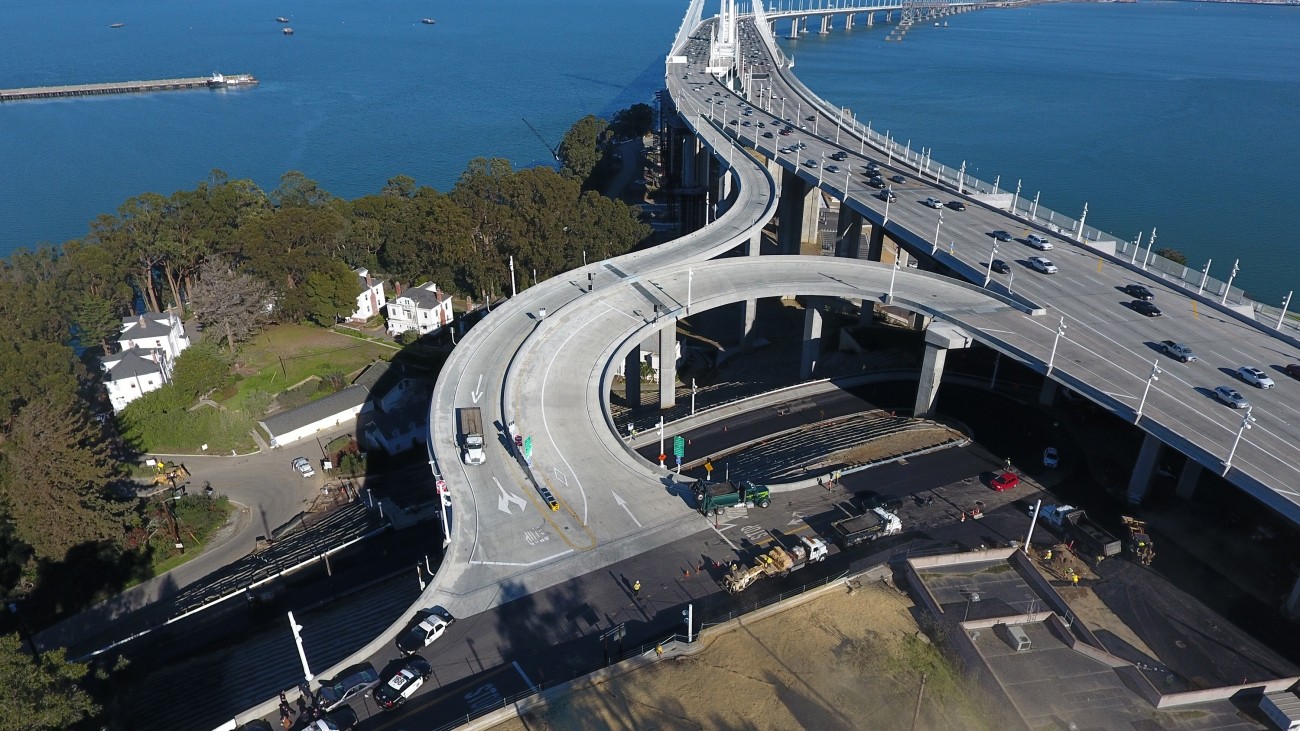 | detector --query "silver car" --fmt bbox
[1028,257,1058,274]
[1238,366,1275,389]
[1026,234,1054,250]
[1214,386,1250,409]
